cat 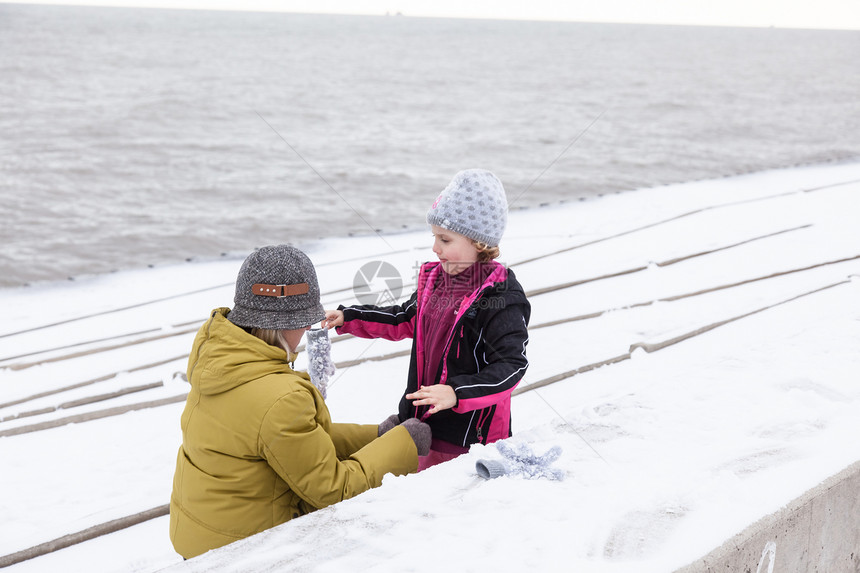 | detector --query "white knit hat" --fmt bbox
[426,169,508,247]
